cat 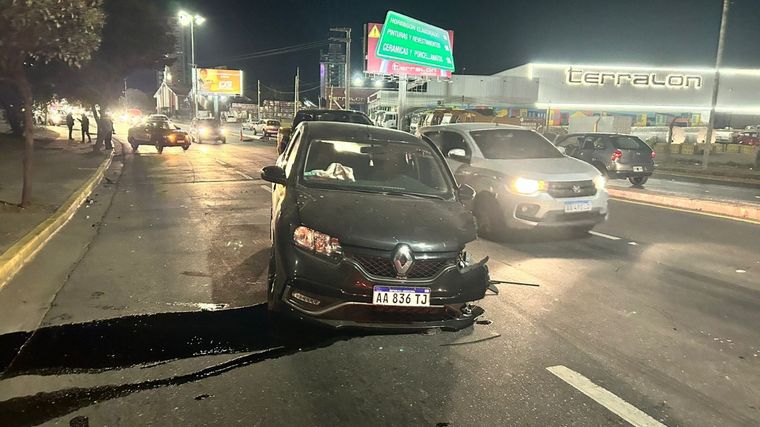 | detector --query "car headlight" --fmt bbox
[593,175,606,190]
[509,177,546,195]
[199,127,209,136]
[293,226,343,258]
